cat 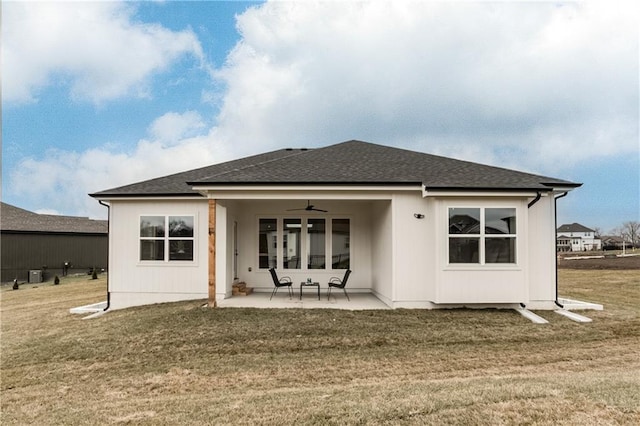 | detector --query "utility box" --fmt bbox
[29,270,43,283]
